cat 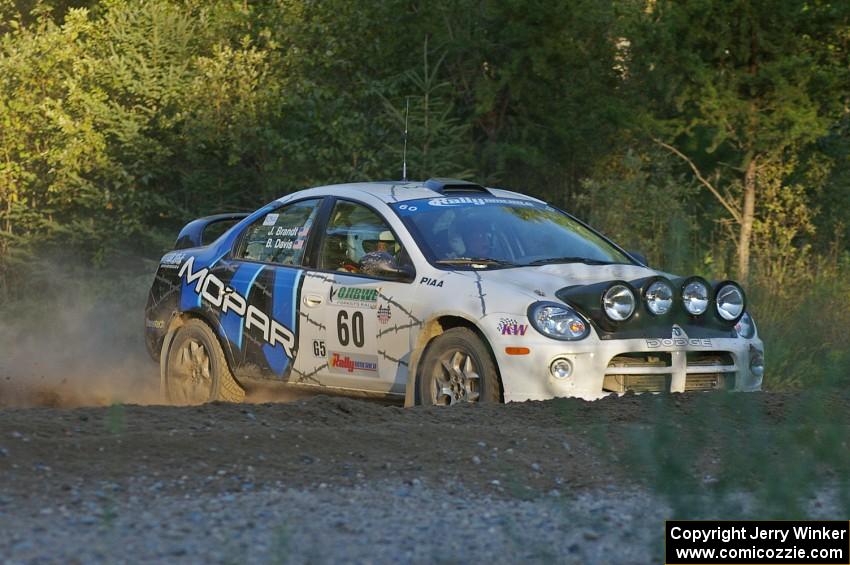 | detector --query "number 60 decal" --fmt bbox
[337,310,365,348]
